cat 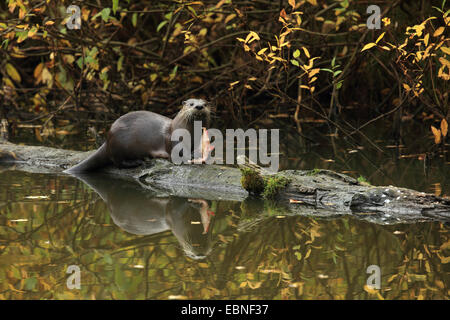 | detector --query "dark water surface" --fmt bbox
[0,119,449,299]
